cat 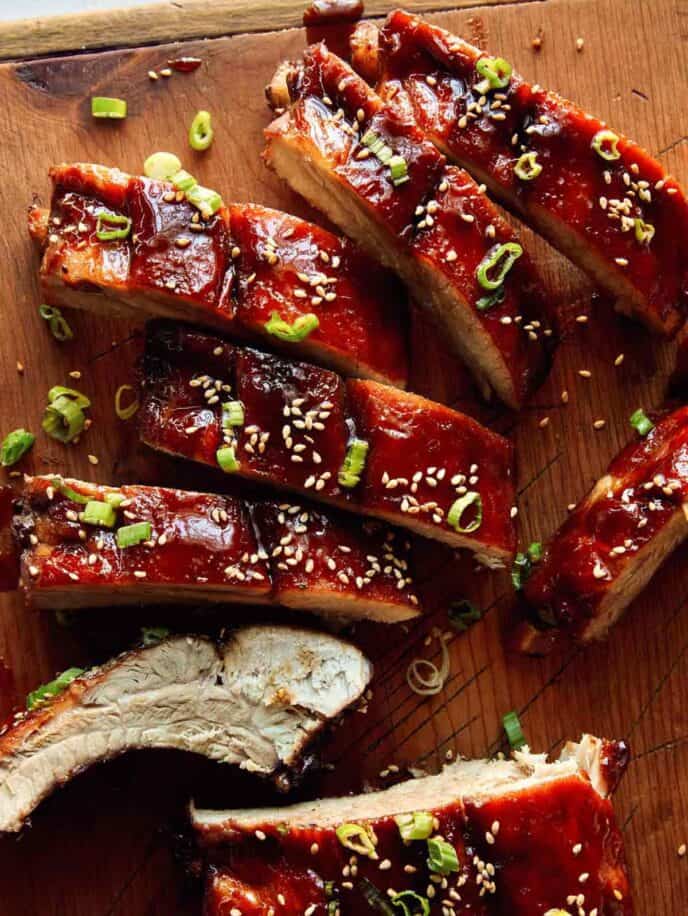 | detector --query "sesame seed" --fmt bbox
[593,419,606,430]
[88,454,99,465]
[539,417,550,429]
[578,369,592,379]
[678,843,686,857]
[614,353,625,366]
[255,829,266,840]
